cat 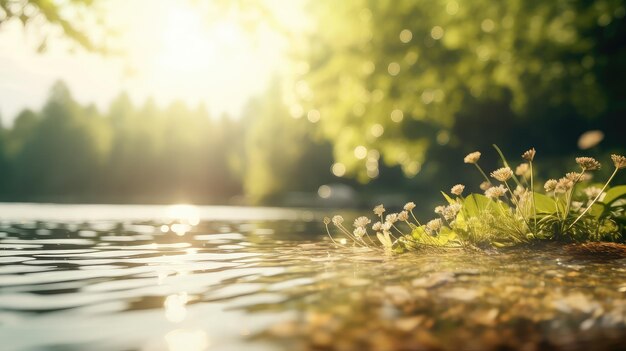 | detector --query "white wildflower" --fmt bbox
[385,213,398,224]
[373,204,385,216]
[381,222,393,231]
[443,204,461,221]
[332,215,344,226]
[434,205,445,215]
[372,221,382,231]
[611,154,626,169]
[403,202,416,211]
[583,186,605,201]
[485,185,508,199]
[353,227,366,238]
[555,177,573,193]
[544,179,558,192]
[398,211,409,221]
[514,185,526,198]
[522,148,536,161]
[464,151,481,164]
[575,157,601,171]
[490,167,513,182]
[425,218,443,235]
[353,216,371,228]
[451,184,465,196]
[515,163,530,178]
[571,201,583,213]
